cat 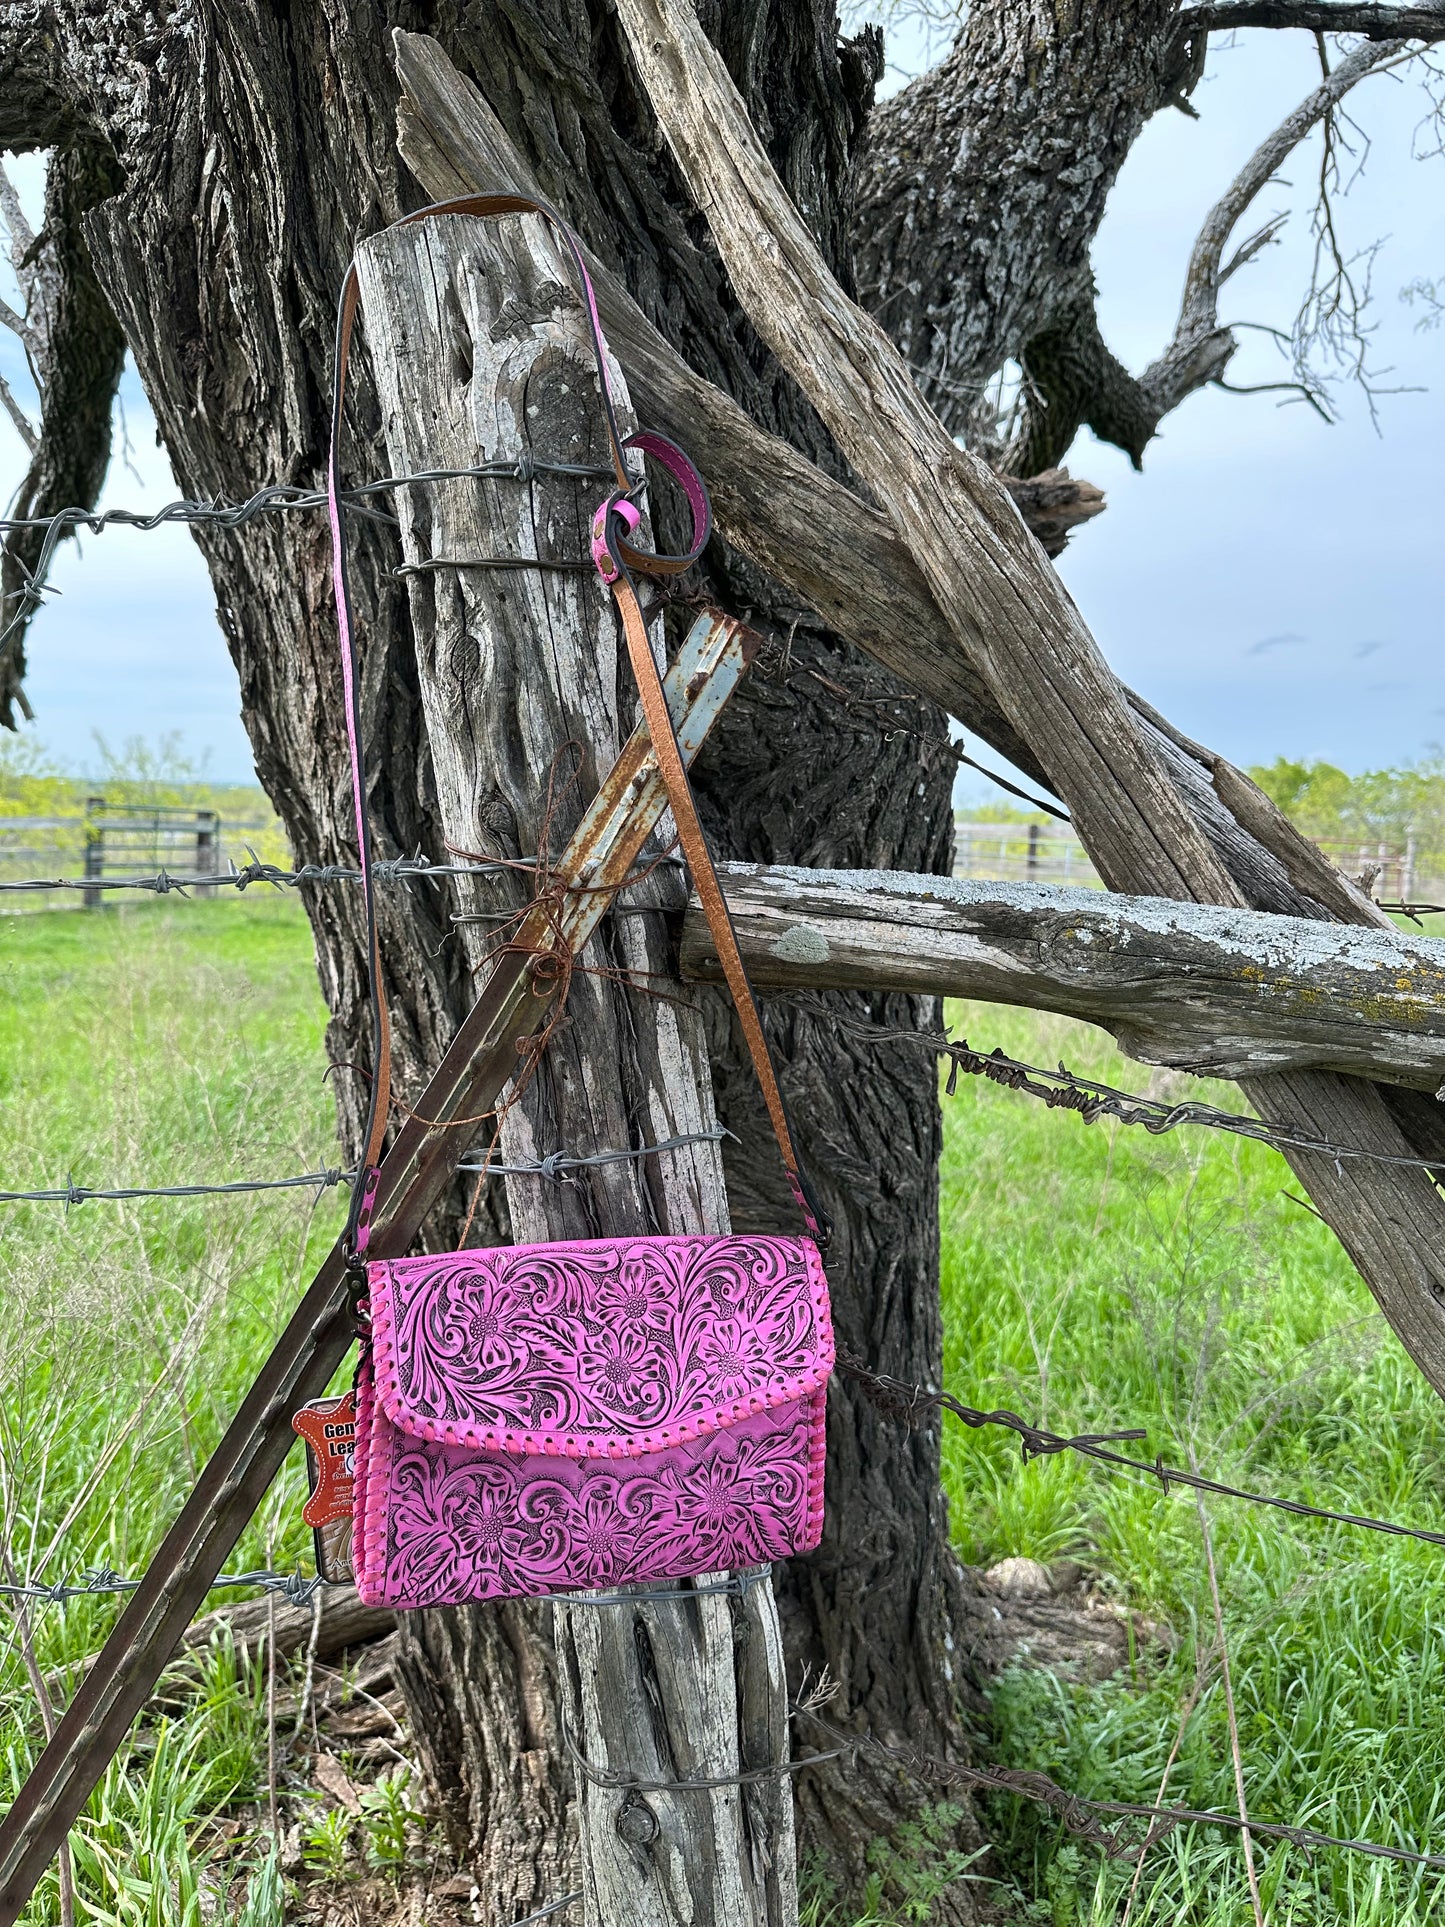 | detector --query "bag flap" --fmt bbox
[366,1233,832,1458]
